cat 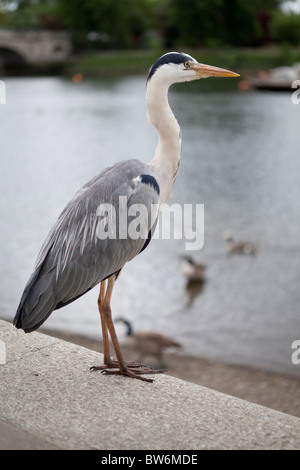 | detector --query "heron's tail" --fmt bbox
[14,263,57,333]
